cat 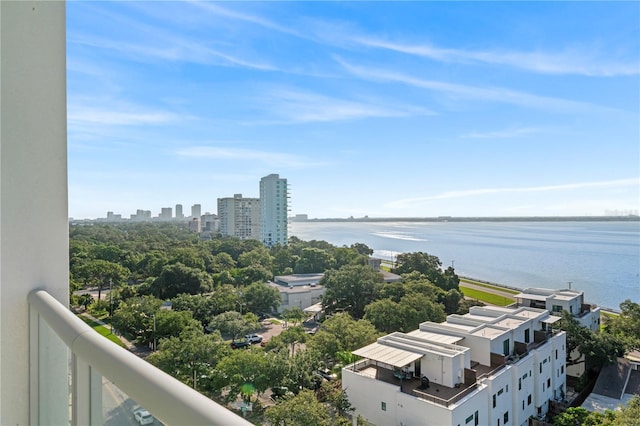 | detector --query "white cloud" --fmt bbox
[175,146,329,169]
[353,37,639,77]
[386,178,640,209]
[252,88,434,124]
[337,58,618,114]
[460,126,546,139]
